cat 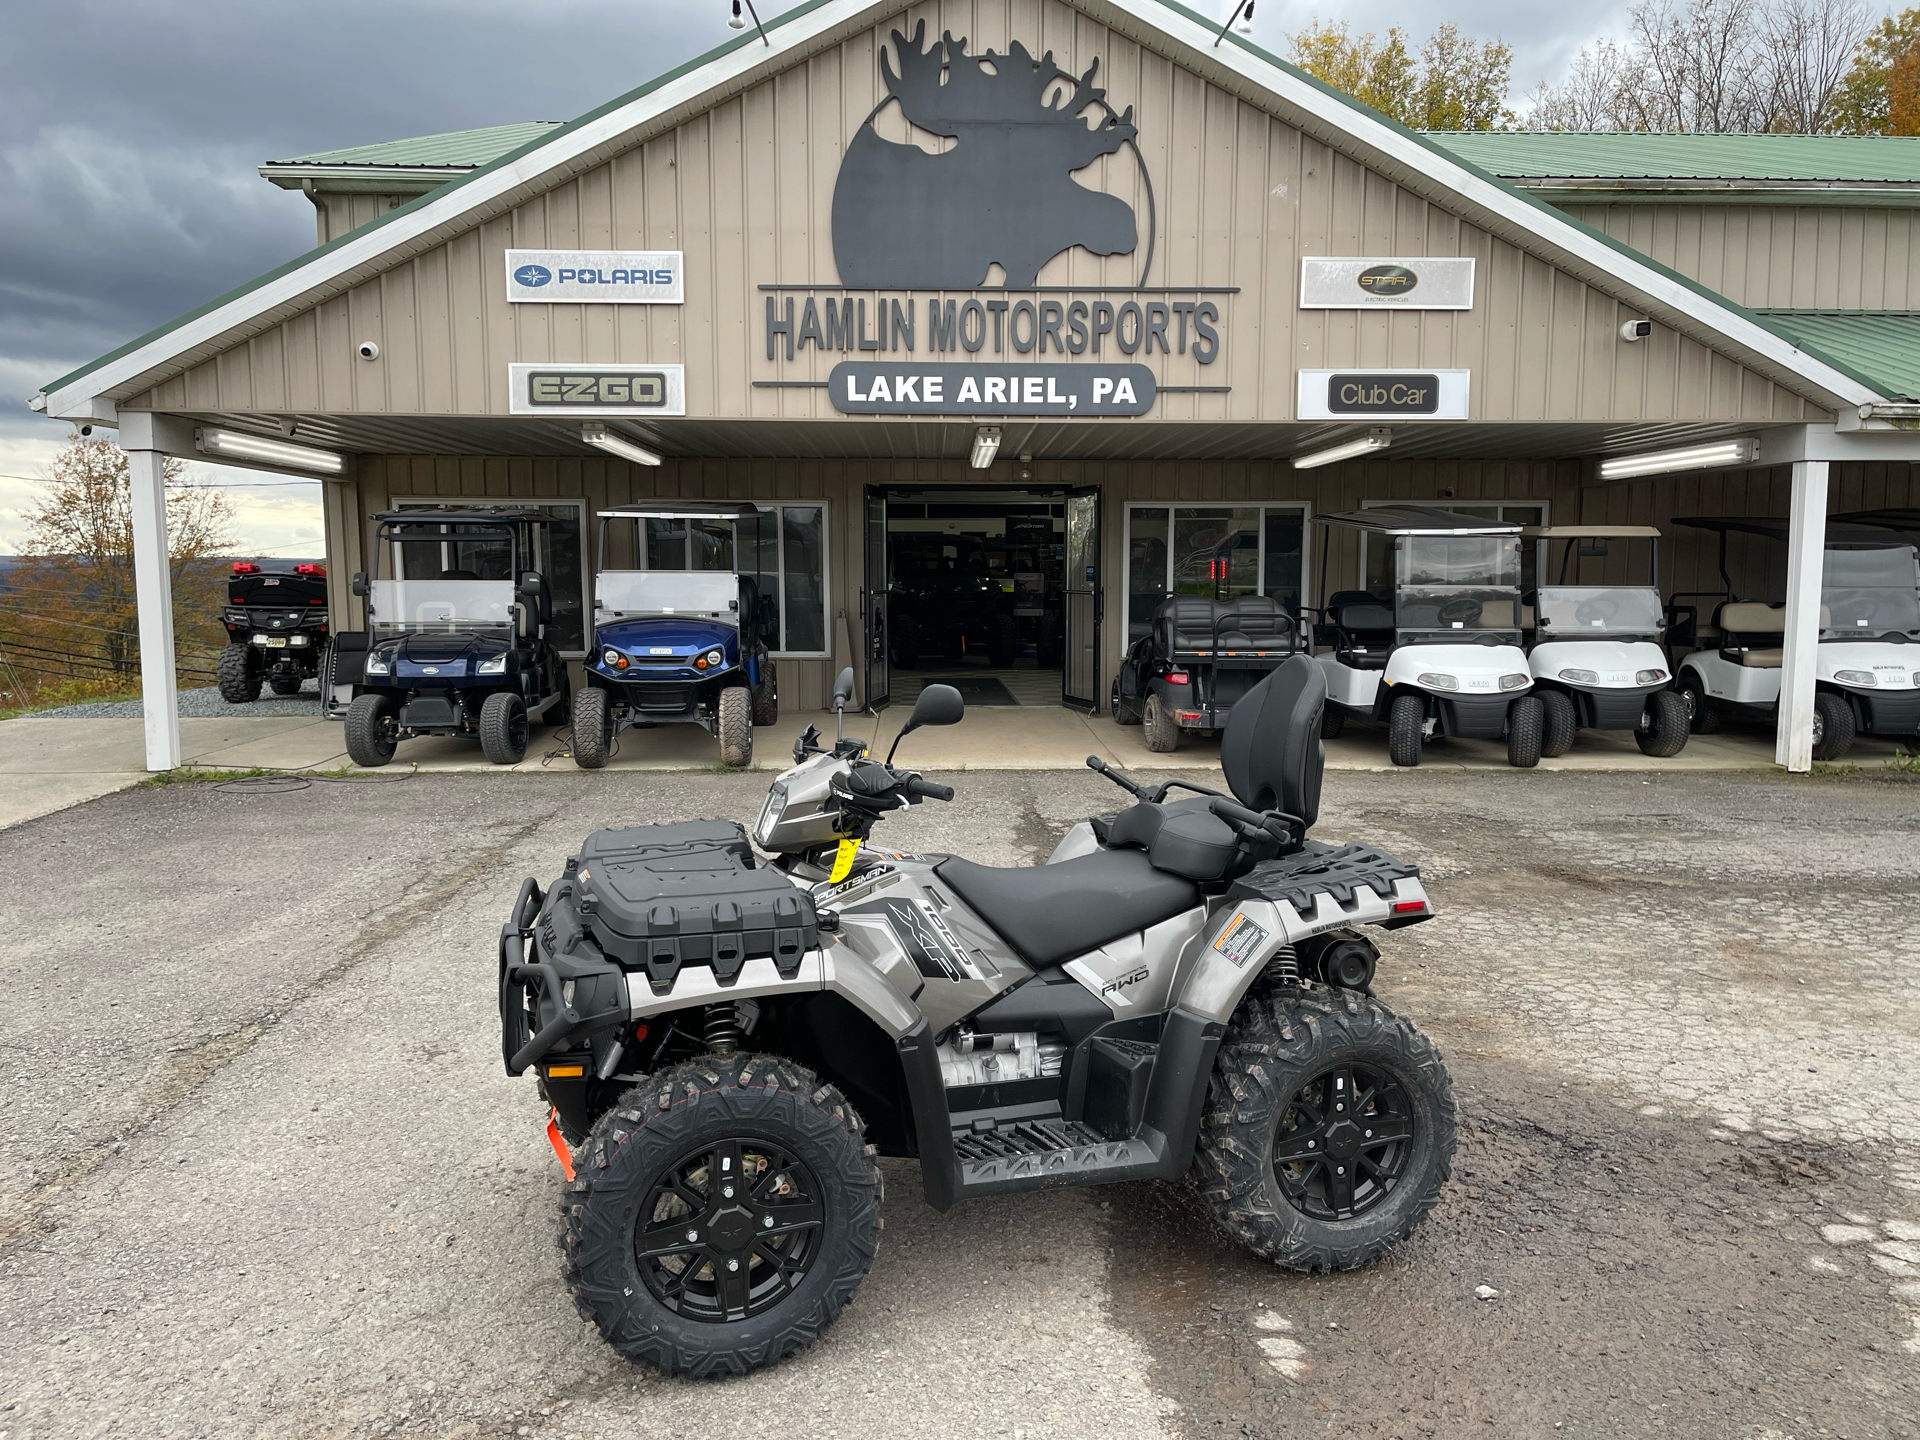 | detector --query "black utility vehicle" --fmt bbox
[501,657,1455,1378]
[1112,593,1298,752]
[338,508,569,767]
[886,532,1020,669]
[216,561,329,702]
